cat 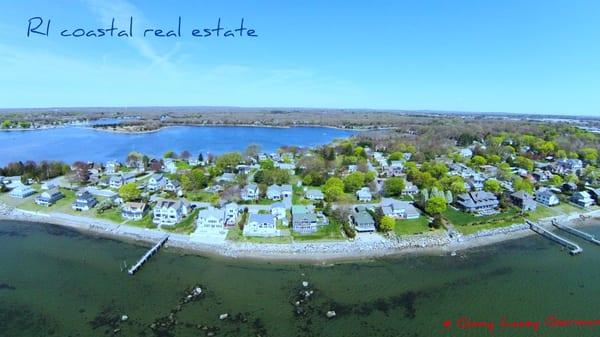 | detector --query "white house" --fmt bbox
[571,191,595,208]
[195,207,226,234]
[9,185,36,198]
[266,184,293,200]
[535,189,559,206]
[458,148,473,158]
[164,180,182,195]
[105,160,120,174]
[35,188,64,206]
[270,202,287,221]
[147,174,165,192]
[109,173,136,189]
[72,190,97,211]
[379,198,420,219]
[121,202,147,220]
[224,202,239,226]
[389,161,404,176]
[153,199,189,226]
[163,159,177,174]
[243,214,279,237]
[356,187,373,202]
[241,183,260,201]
